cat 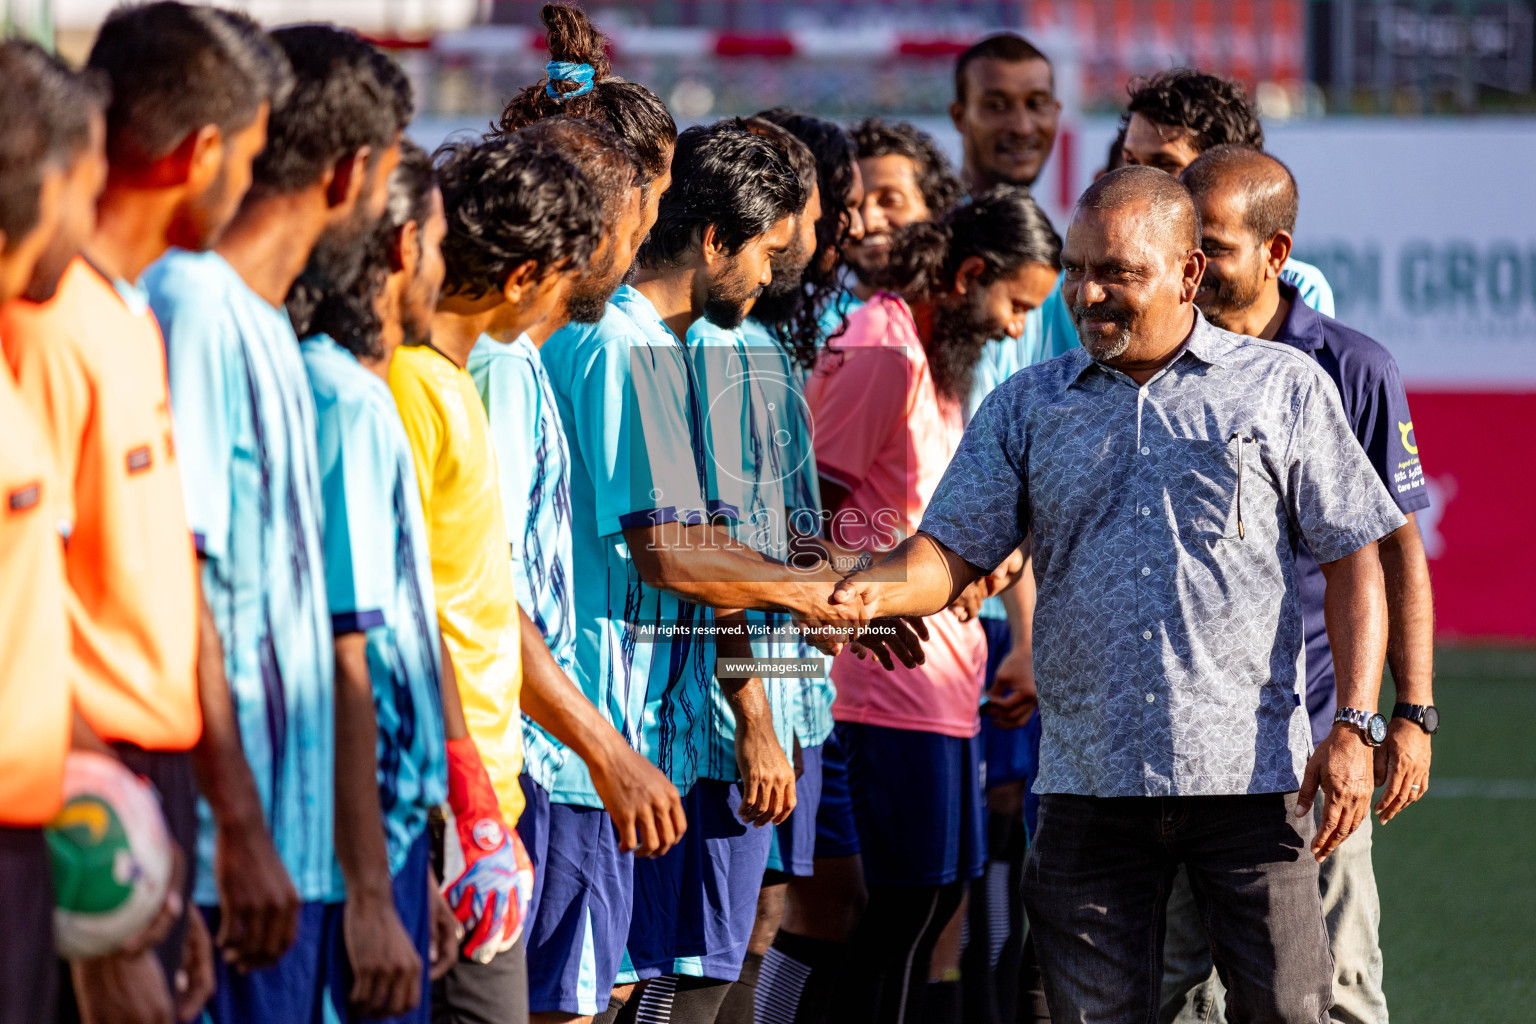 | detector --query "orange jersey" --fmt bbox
[0,259,201,751]
[0,364,71,825]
